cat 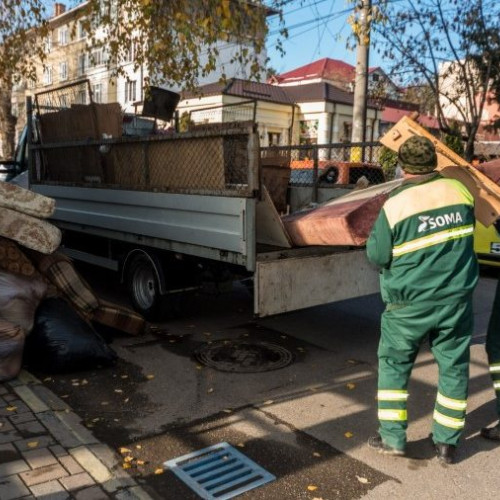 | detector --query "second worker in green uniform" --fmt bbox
[366,136,479,464]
